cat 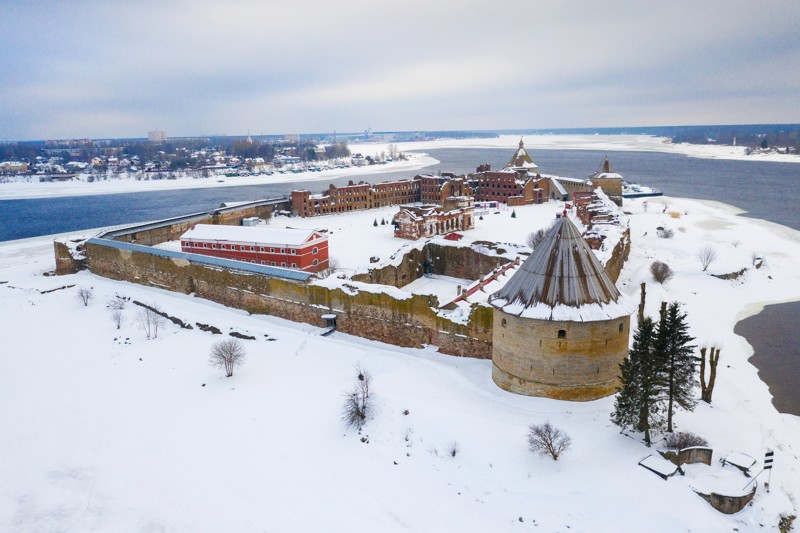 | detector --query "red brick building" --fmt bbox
[291,175,473,217]
[392,198,475,240]
[180,224,329,272]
